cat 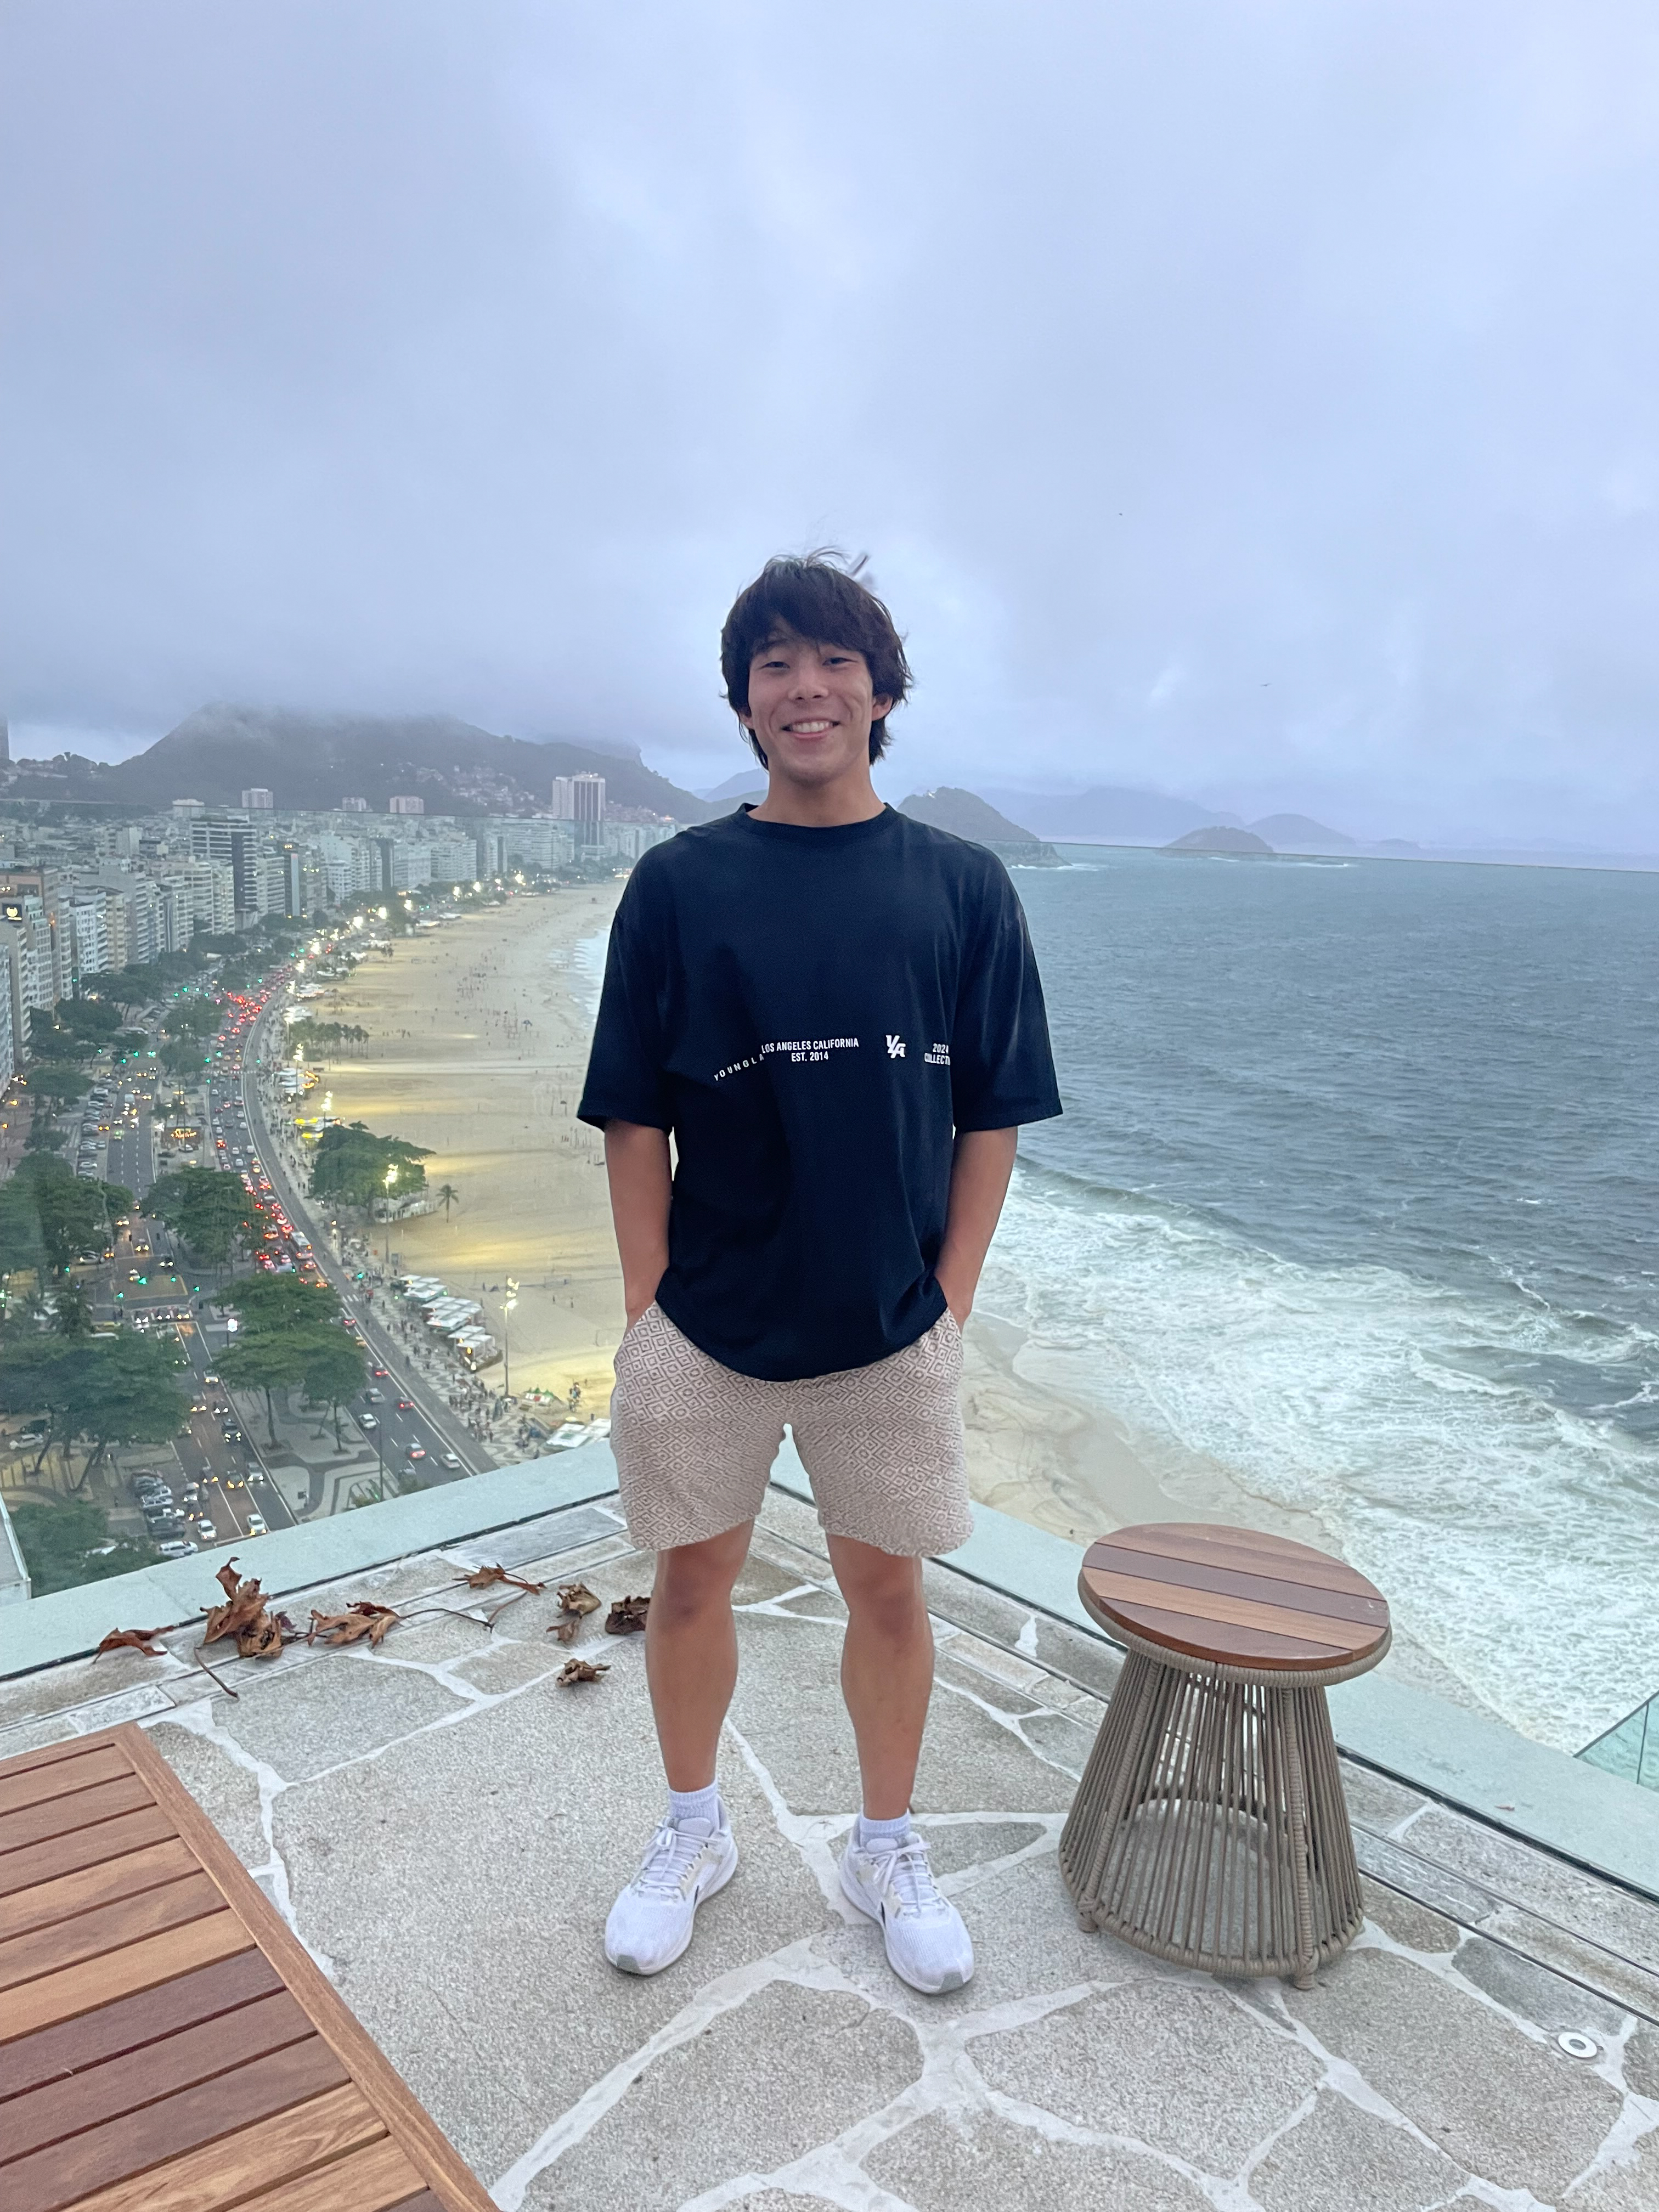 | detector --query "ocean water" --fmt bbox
[988,847,1659,1754]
